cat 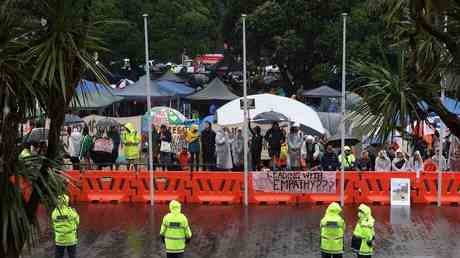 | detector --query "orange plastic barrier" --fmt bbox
[298,172,358,204]
[62,170,81,202]
[248,172,297,205]
[189,172,243,204]
[133,171,190,203]
[80,171,136,203]
[355,172,418,205]
[416,172,460,205]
